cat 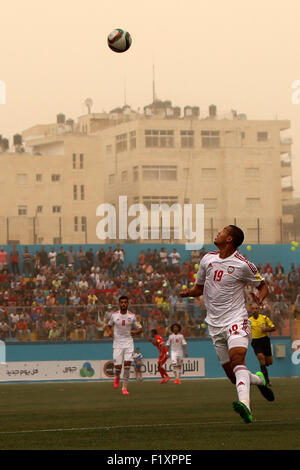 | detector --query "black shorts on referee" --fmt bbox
[251,336,272,356]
